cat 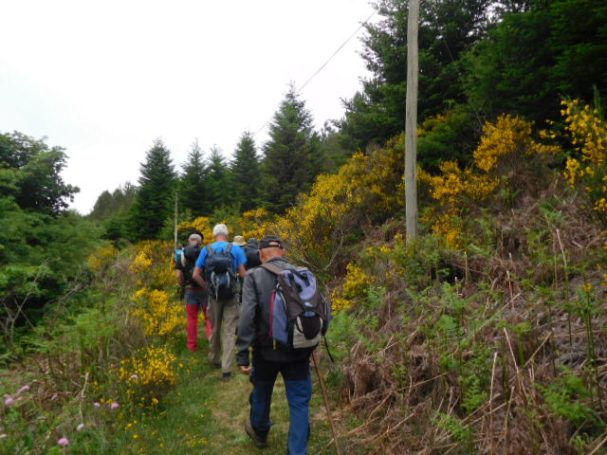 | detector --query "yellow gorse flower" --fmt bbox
[130,288,181,337]
[87,245,119,272]
[562,99,607,214]
[420,114,561,246]
[331,262,373,313]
